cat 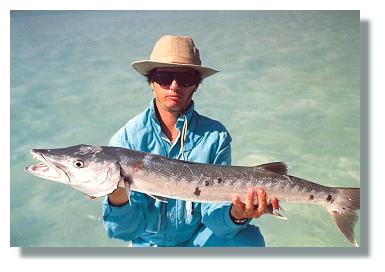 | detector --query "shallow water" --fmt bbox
[10,11,360,247]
